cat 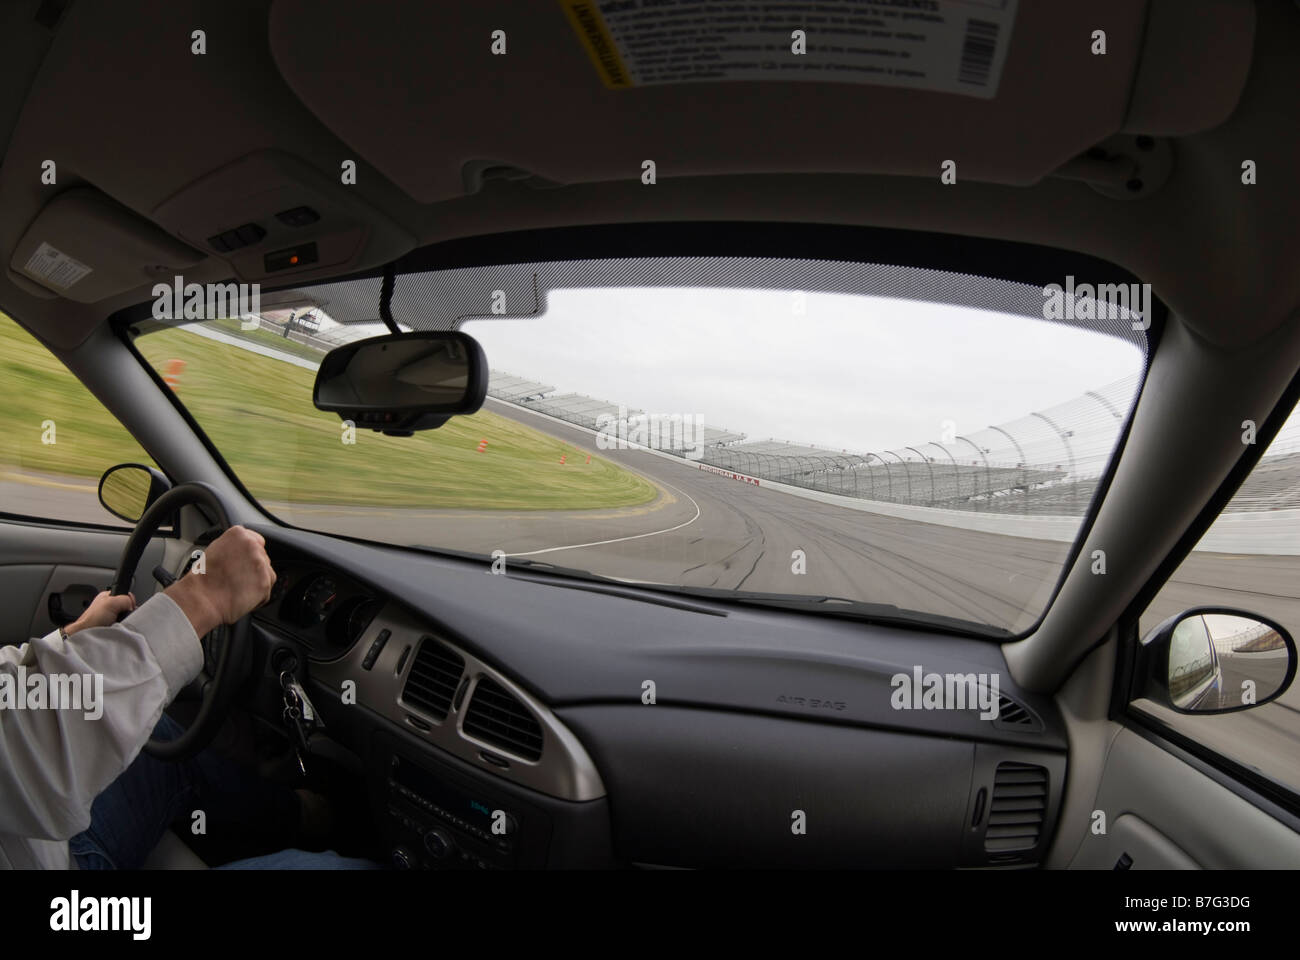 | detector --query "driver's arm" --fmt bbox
[0,593,203,841]
[0,525,273,842]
